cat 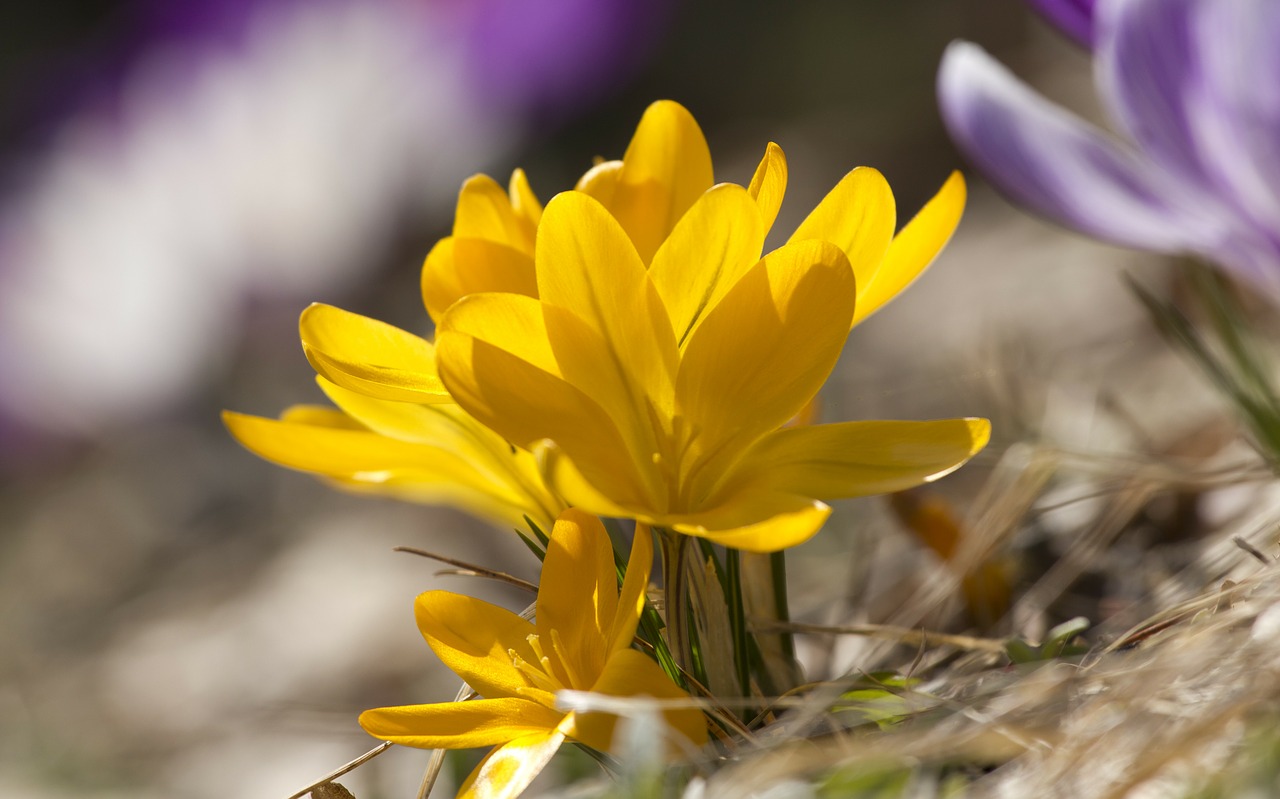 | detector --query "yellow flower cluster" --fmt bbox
[224,100,990,796]
[226,100,988,551]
